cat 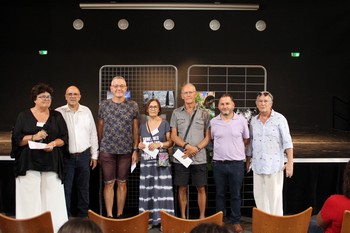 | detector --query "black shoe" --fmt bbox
[116,214,124,219]
[107,216,114,219]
